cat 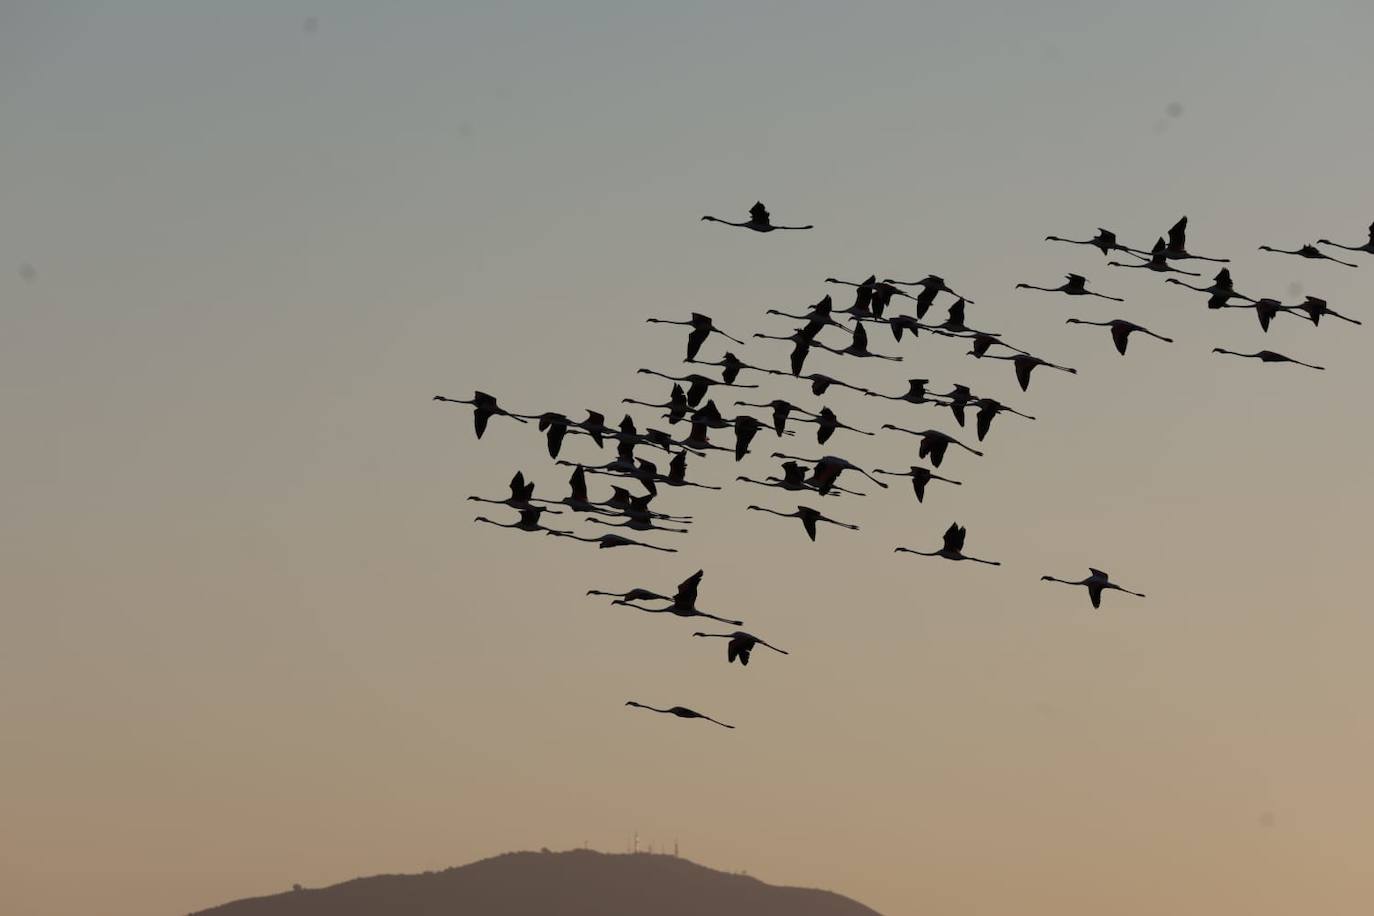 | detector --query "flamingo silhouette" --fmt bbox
[1041,568,1145,608]
[701,201,811,232]
[1212,348,1325,370]
[746,504,859,541]
[879,425,983,467]
[434,391,527,439]
[626,701,734,728]
[1064,318,1174,354]
[895,522,1000,565]
[1258,243,1358,268]
[1108,238,1200,276]
[872,465,961,502]
[646,312,745,361]
[1317,221,1374,256]
[1044,227,1138,257]
[969,351,1077,391]
[1016,273,1123,301]
[693,630,789,666]
[611,570,744,626]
